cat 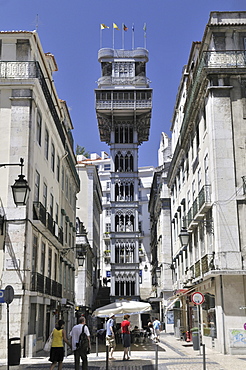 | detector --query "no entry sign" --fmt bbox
[192,291,205,305]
